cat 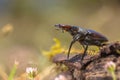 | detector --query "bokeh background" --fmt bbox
[0,0,120,79]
